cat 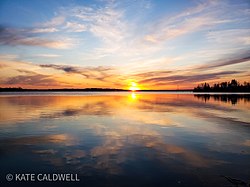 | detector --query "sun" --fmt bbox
[129,82,140,91]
